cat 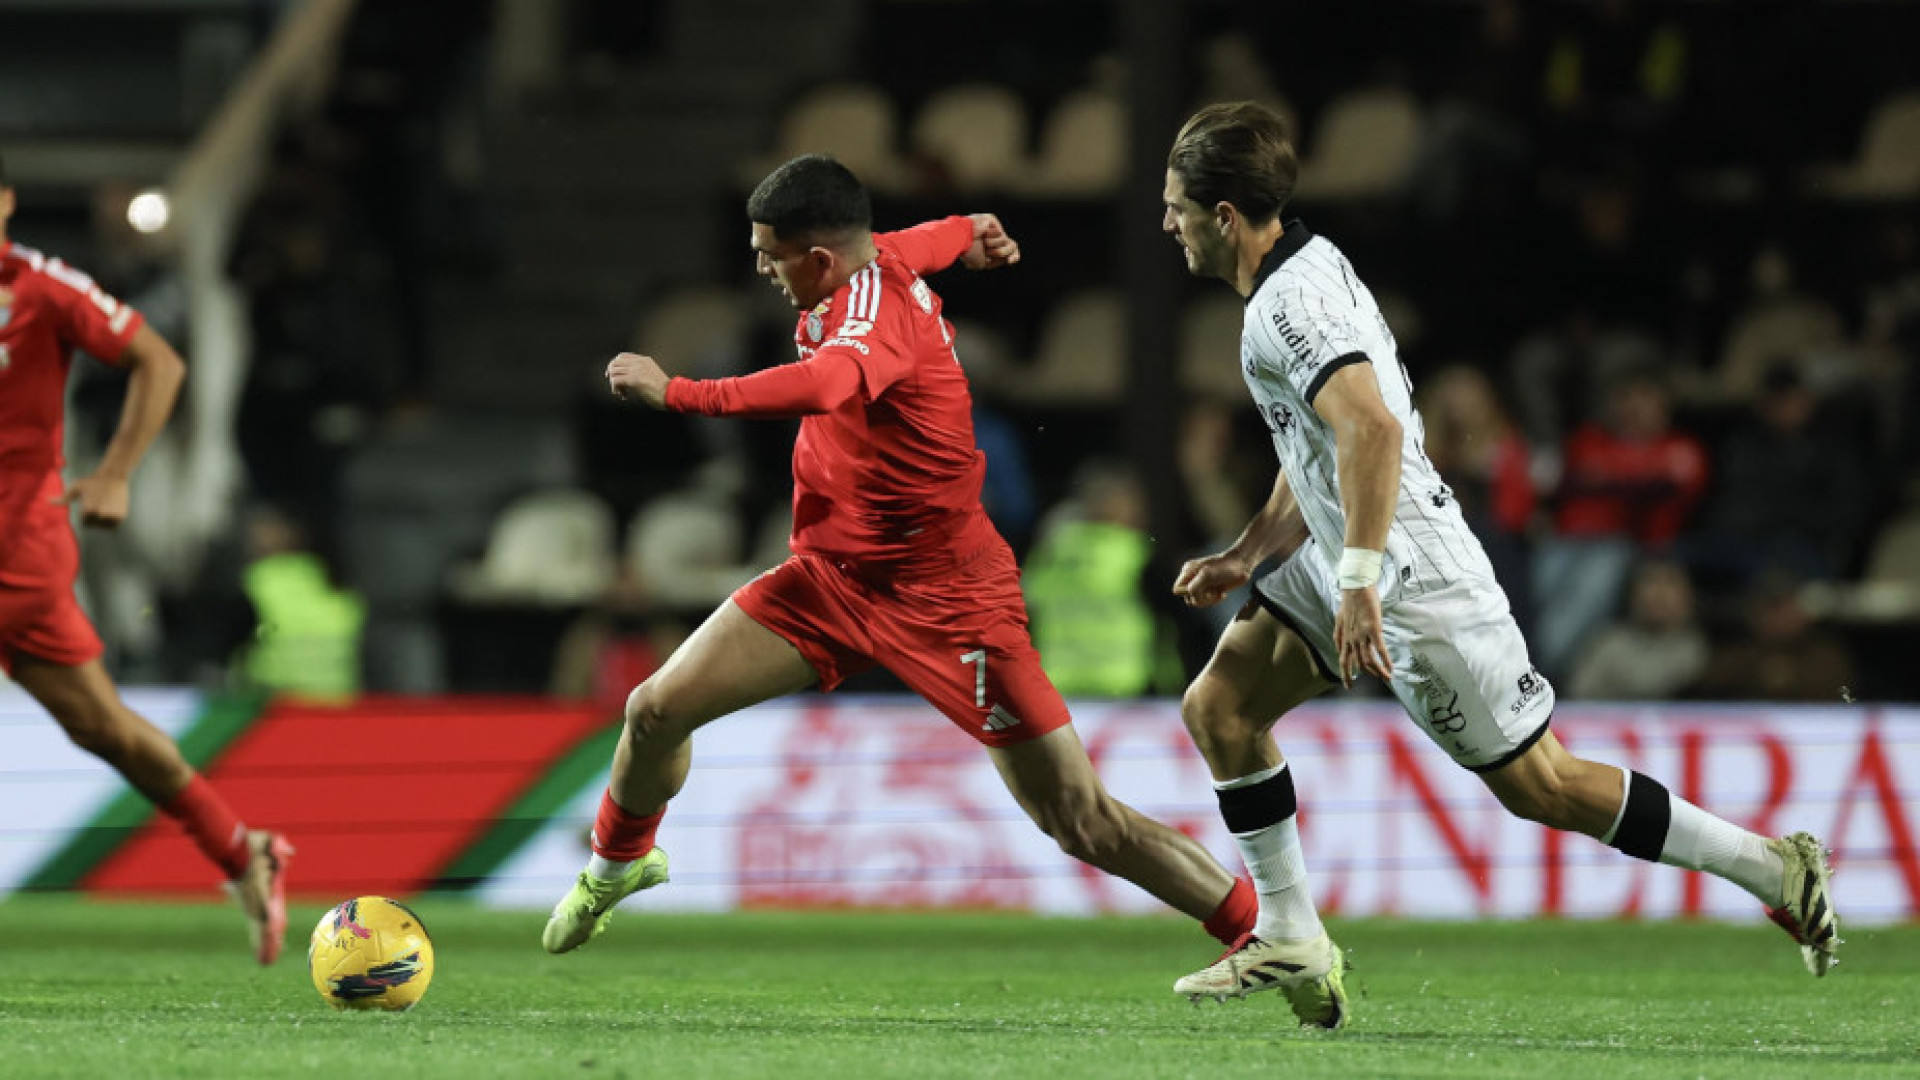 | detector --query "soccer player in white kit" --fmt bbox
[1158,102,1841,1028]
